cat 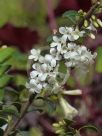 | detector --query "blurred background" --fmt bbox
[0,0,102,136]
